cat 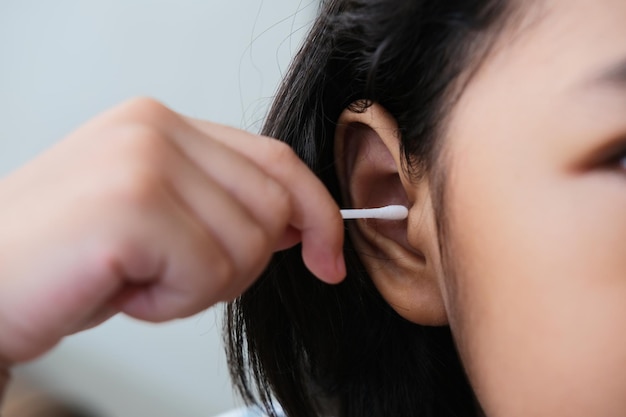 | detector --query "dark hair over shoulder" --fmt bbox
[226,1,515,416]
